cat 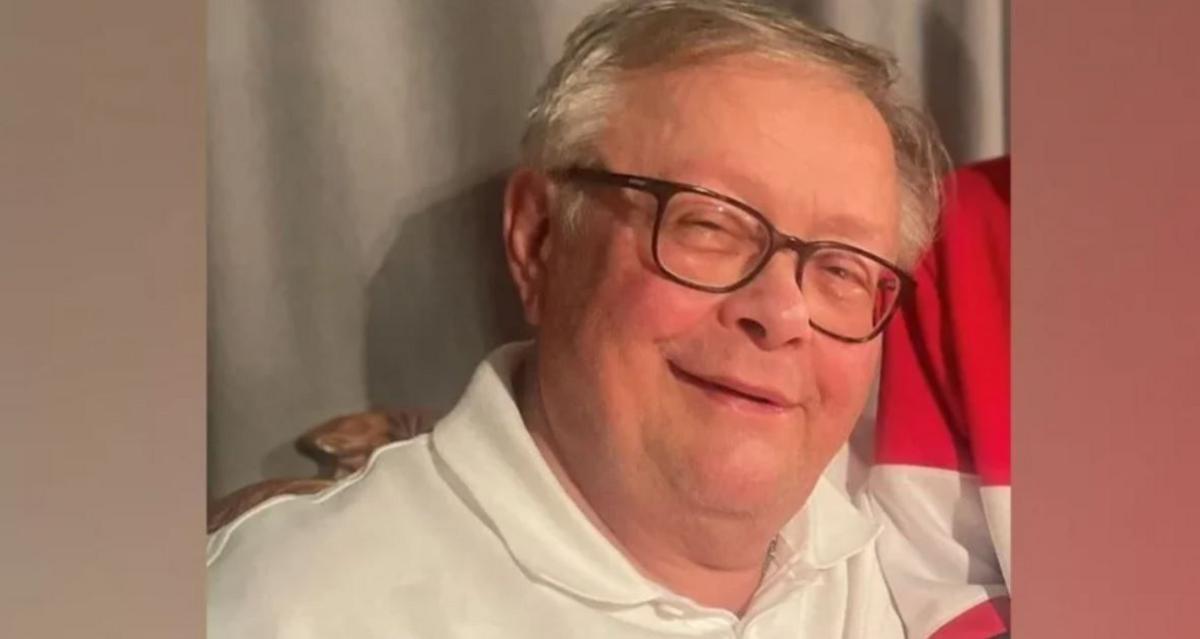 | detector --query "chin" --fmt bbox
[664,432,804,518]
